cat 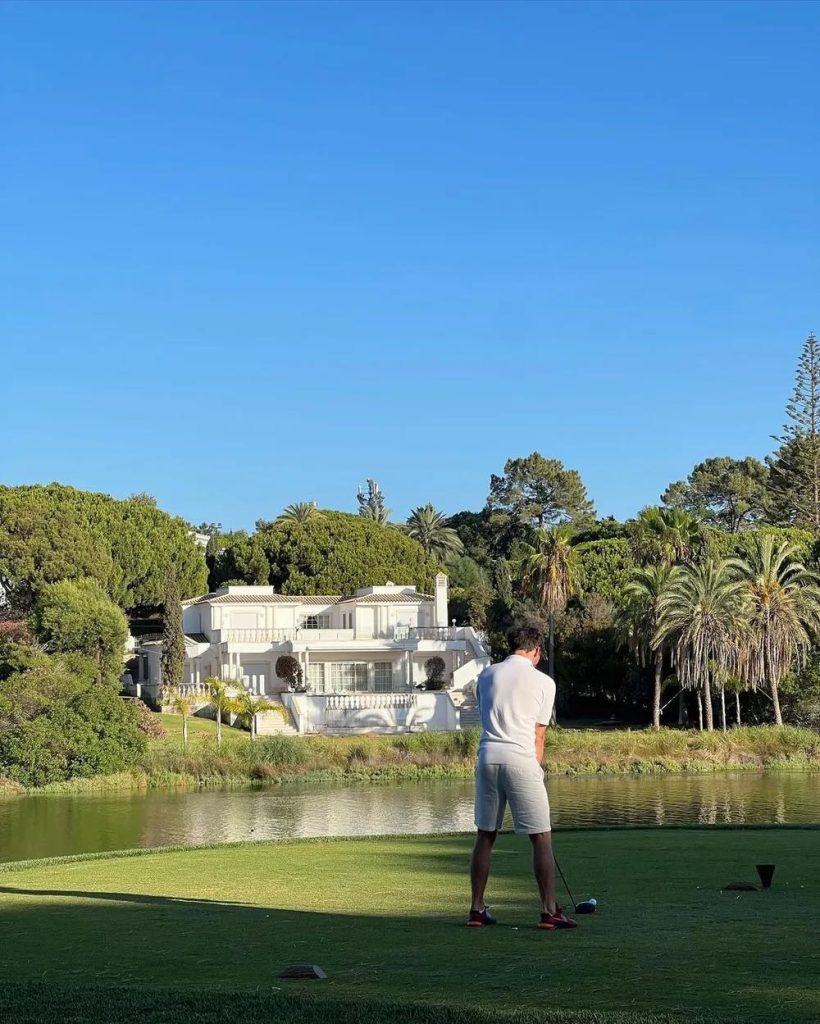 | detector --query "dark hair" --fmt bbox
[507,622,543,654]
